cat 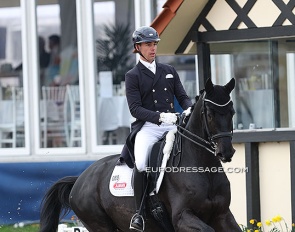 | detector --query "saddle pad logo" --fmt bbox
[112,175,119,181]
[113,182,127,189]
